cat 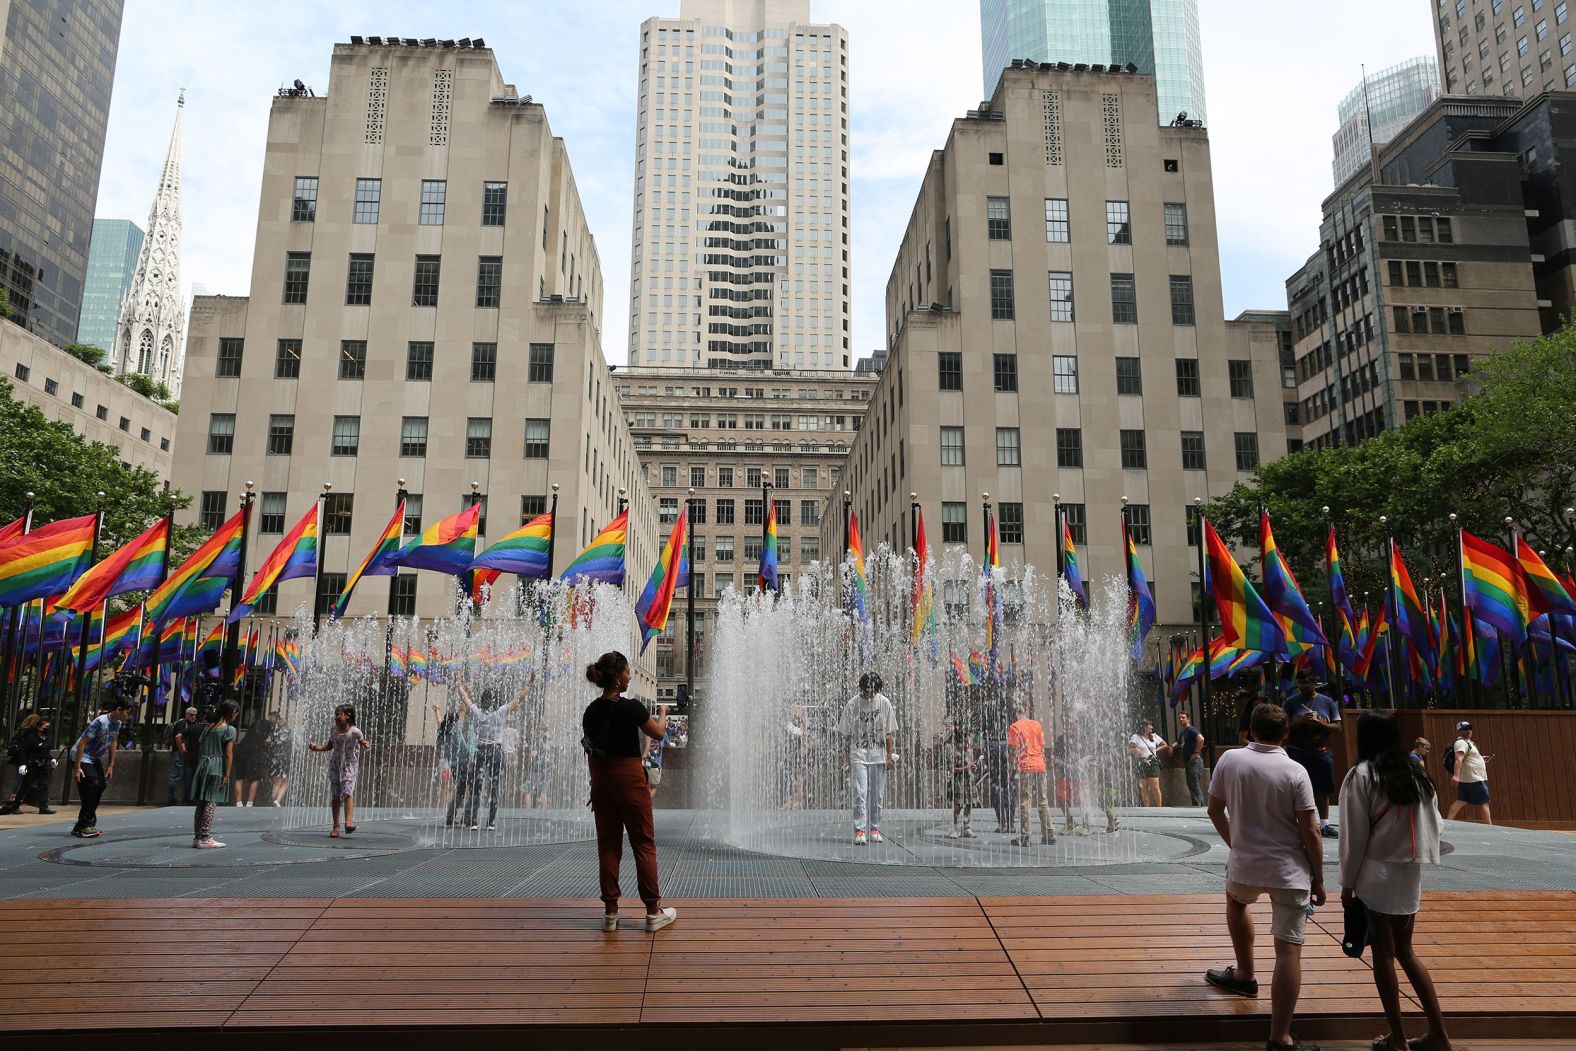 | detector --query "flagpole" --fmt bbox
[760,476,772,593]
[1321,506,1346,707]
[1192,498,1211,735]
[384,480,405,621]
[1505,516,1534,708]
[224,482,256,695]
[1259,503,1280,705]
[66,491,107,734]
[460,481,482,616]
[1,491,34,729]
